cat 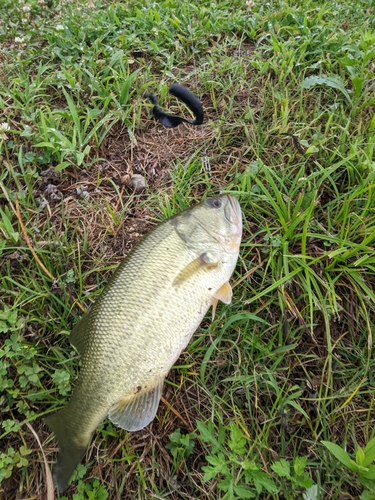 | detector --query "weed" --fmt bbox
[60,477,109,500]
[323,437,375,499]
[166,428,196,471]
[0,446,32,484]
[197,420,314,499]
